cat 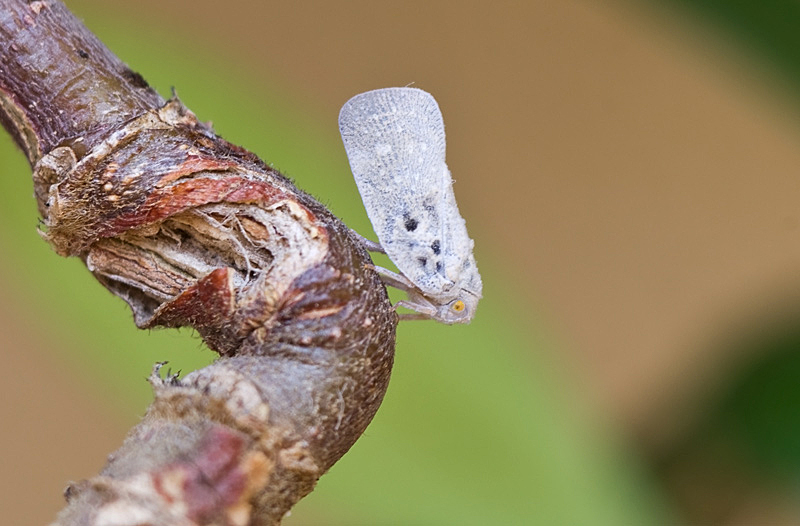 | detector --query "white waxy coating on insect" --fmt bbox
[339,87,482,324]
